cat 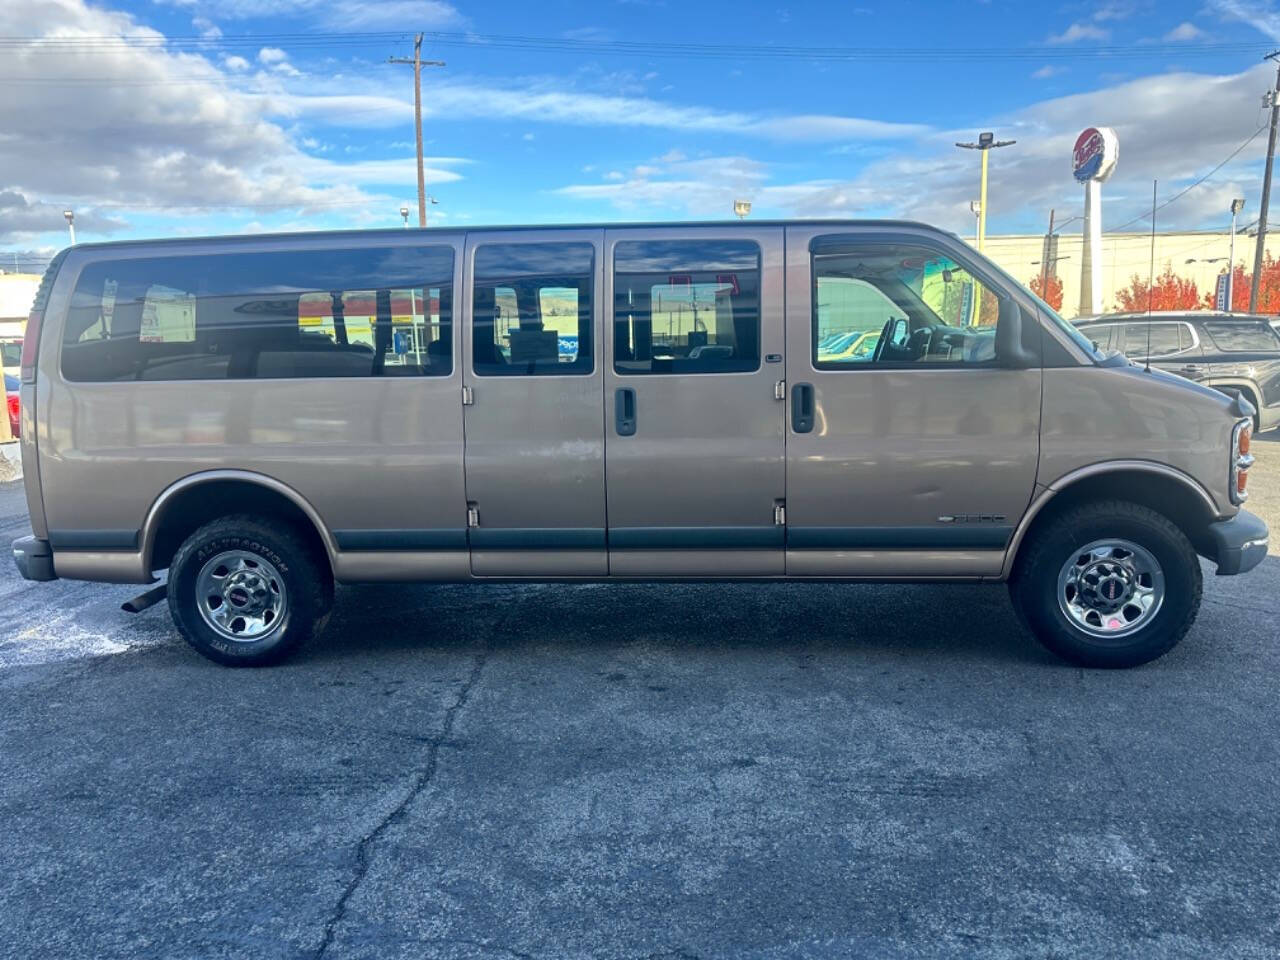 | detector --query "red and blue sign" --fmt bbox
[1073,127,1117,183]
